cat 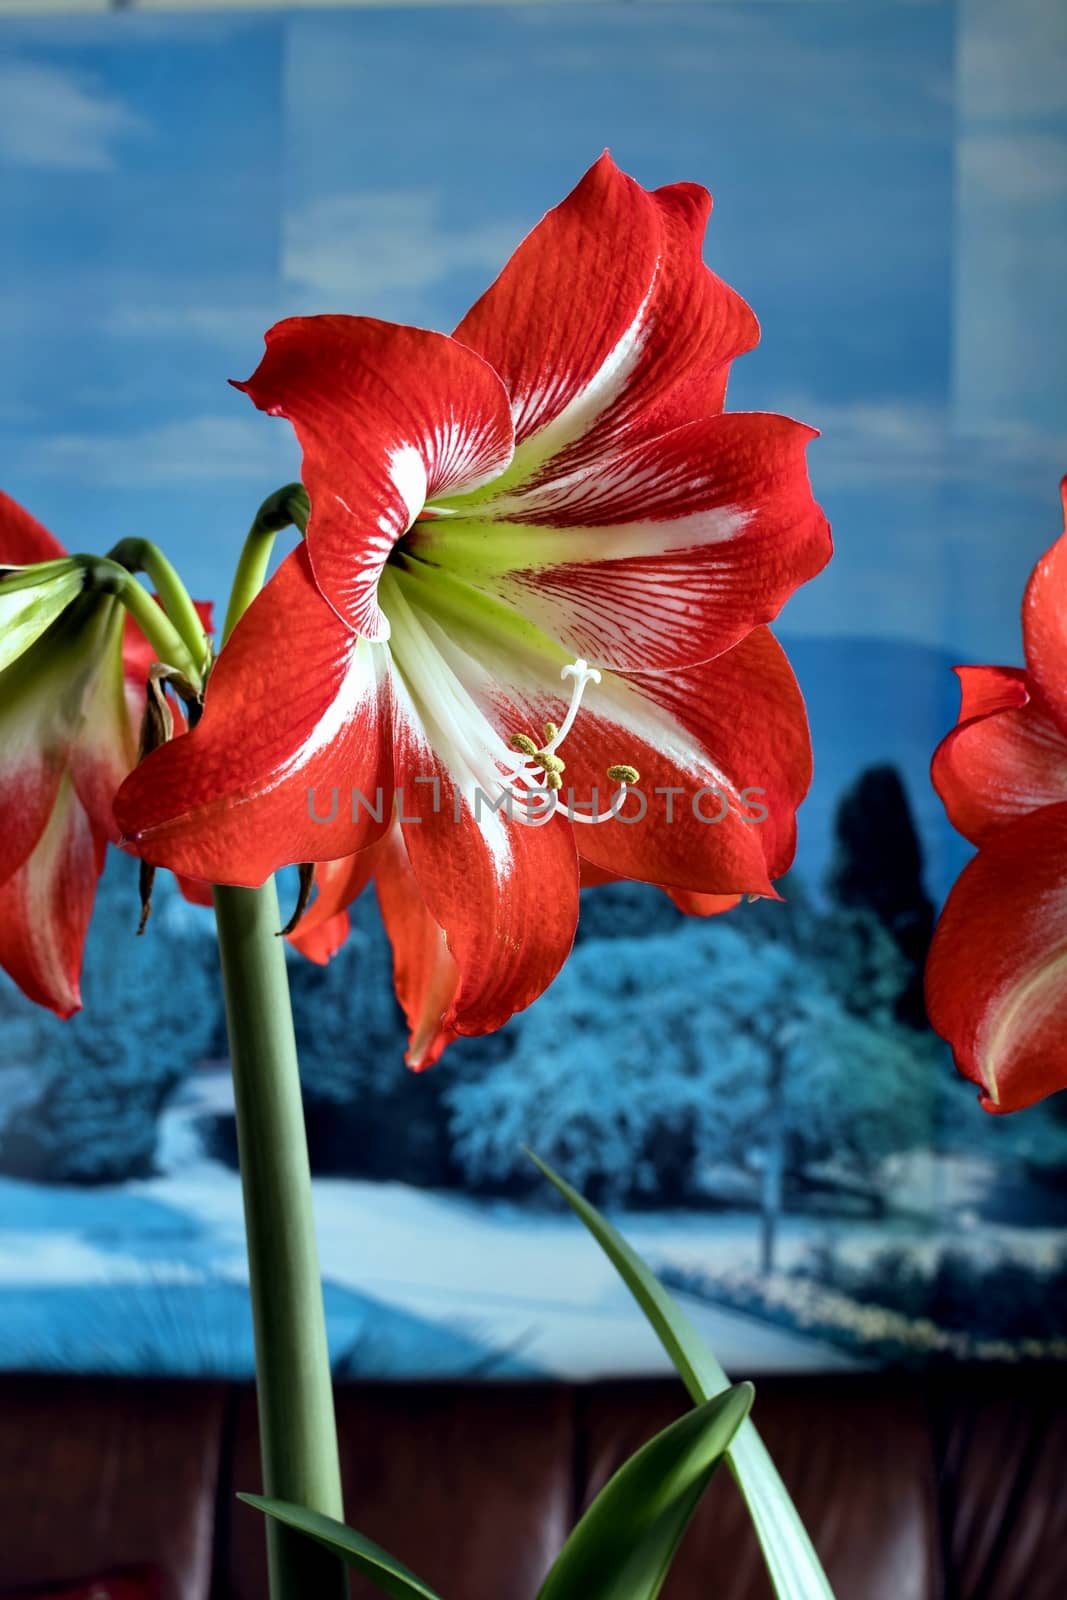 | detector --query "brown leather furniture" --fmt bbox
[2,1370,1066,1598]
